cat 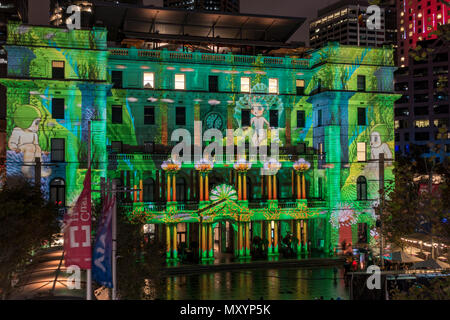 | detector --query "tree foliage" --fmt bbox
[391,275,450,300]
[0,180,59,299]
